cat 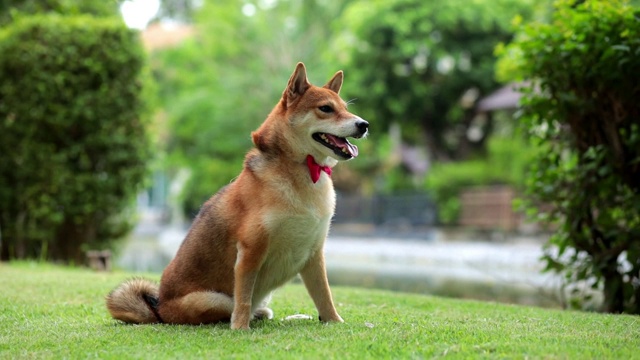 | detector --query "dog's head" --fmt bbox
[252,63,368,166]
